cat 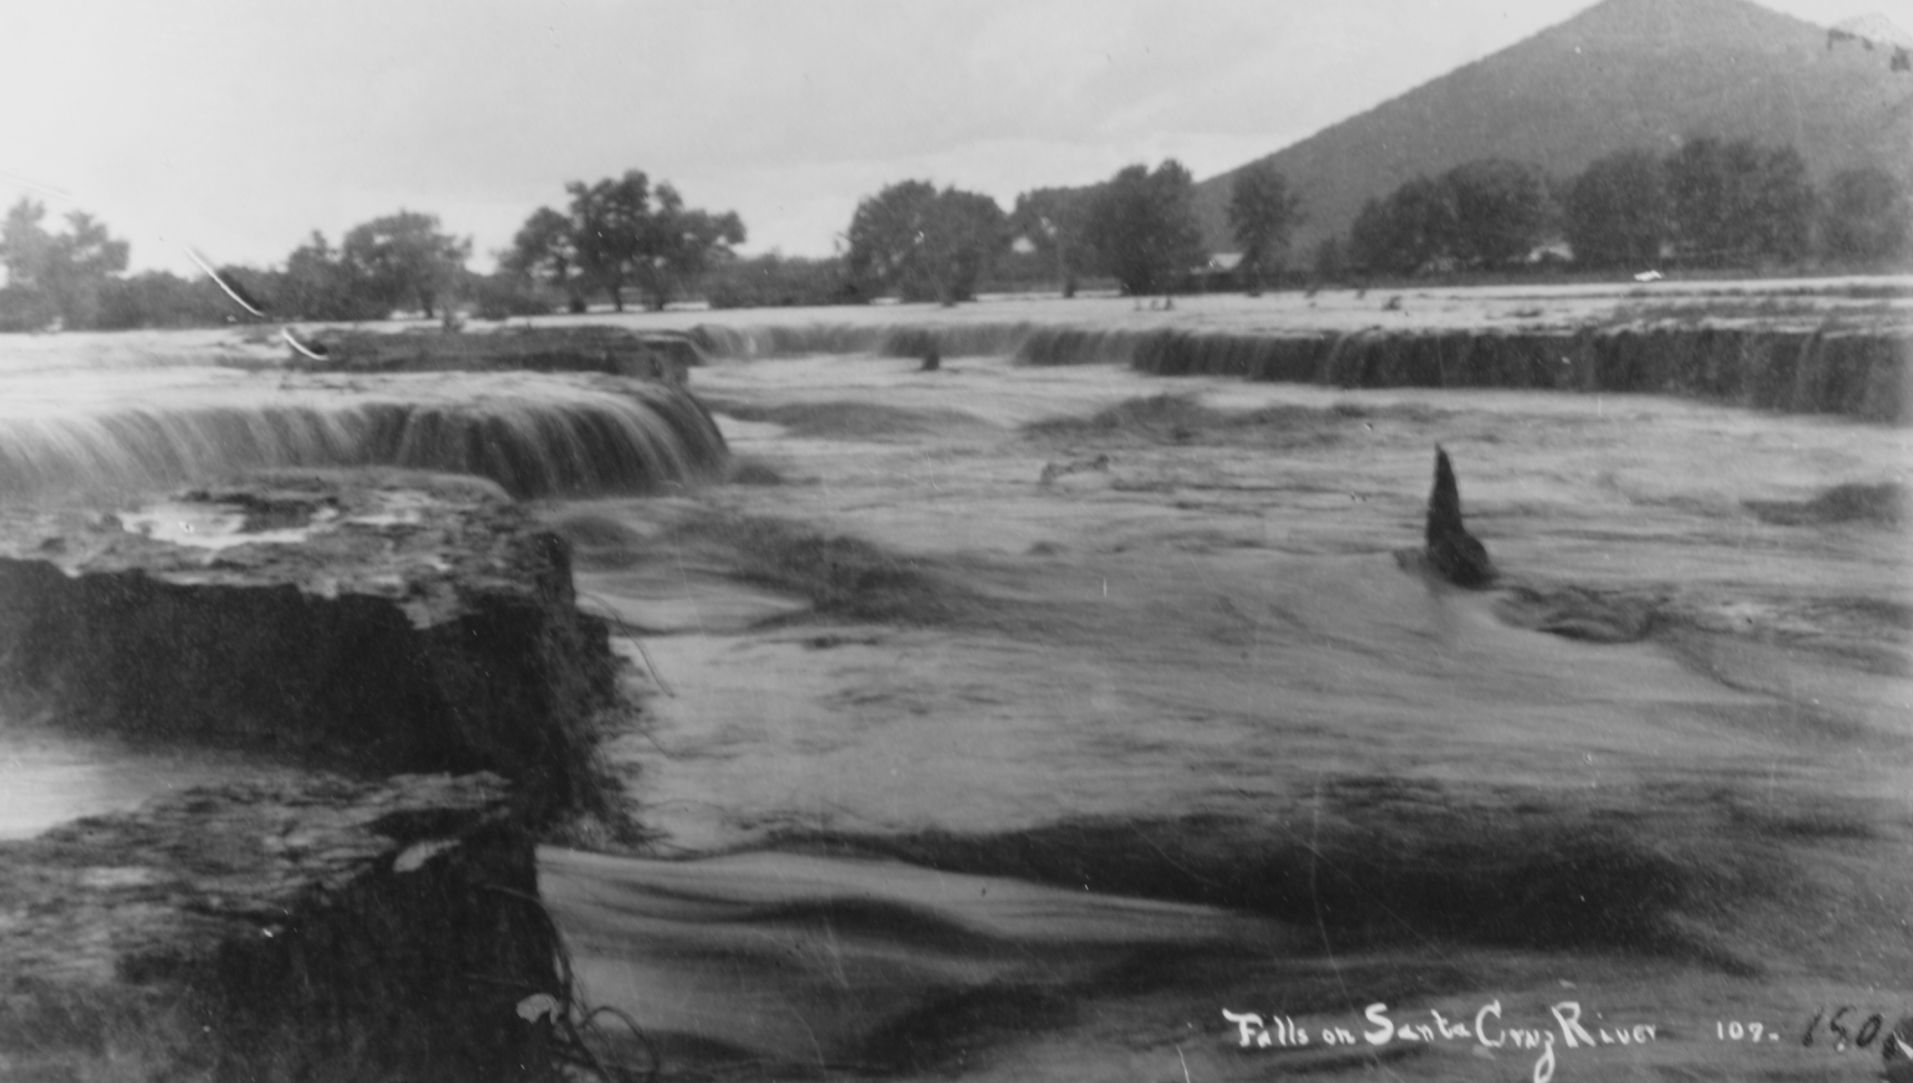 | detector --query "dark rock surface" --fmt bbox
[1745,480,1908,526]
[0,470,644,1079]
[1495,584,1664,642]
[0,469,627,823]
[1423,446,1496,589]
[0,772,561,1082]
[305,325,703,383]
